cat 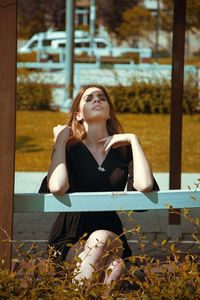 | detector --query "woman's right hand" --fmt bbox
[53,125,72,144]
